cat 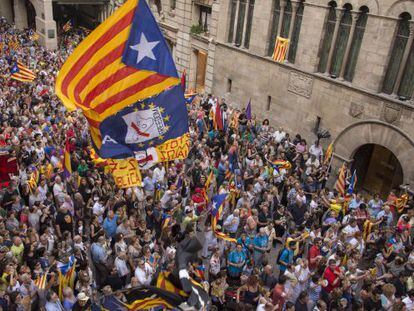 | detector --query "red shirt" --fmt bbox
[323,266,340,293]
[308,245,321,270]
[272,284,285,311]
